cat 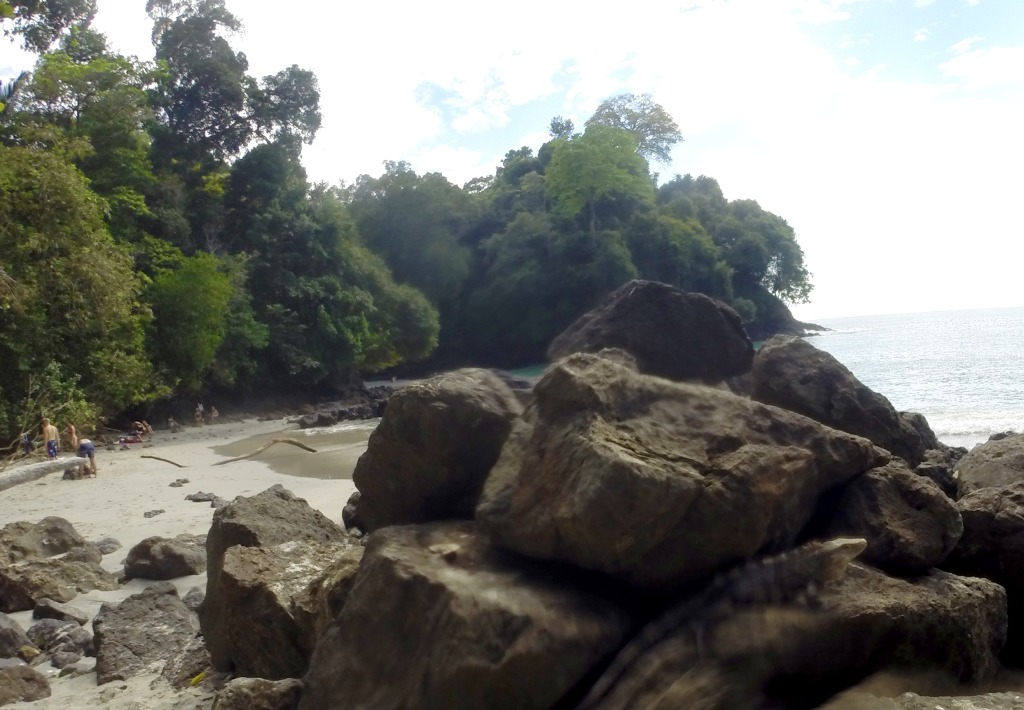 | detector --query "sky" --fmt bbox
[2,0,1022,321]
